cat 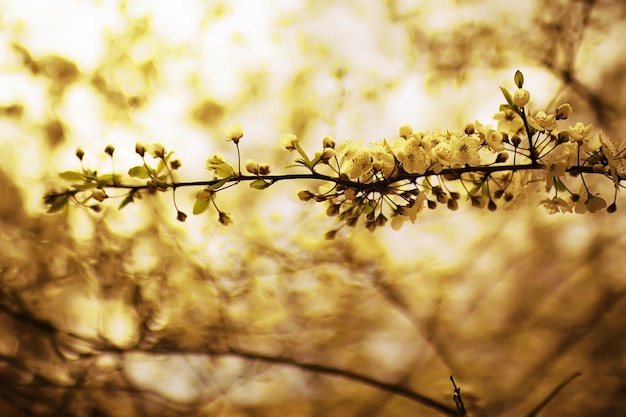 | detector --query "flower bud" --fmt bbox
[224,123,244,143]
[321,147,335,162]
[556,103,572,120]
[558,130,570,143]
[298,190,314,201]
[324,229,338,240]
[322,135,335,148]
[147,143,165,158]
[513,88,530,107]
[245,159,259,174]
[471,196,486,208]
[196,188,213,200]
[326,204,340,216]
[607,202,617,213]
[92,189,107,202]
[135,142,146,157]
[495,152,509,163]
[280,133,298,151]
[398,124,413,138]
[218,211,233,226]
[258,163,271,175]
